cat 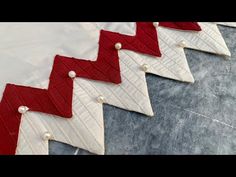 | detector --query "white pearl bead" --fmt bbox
[68,71,76,78]
[18,106,29,114]
[42,132,52,141]
[97,96,105,103]
[115,42,122,50]
[178,40,187,48]
[153,22,159,28]
[141,64,149,72]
